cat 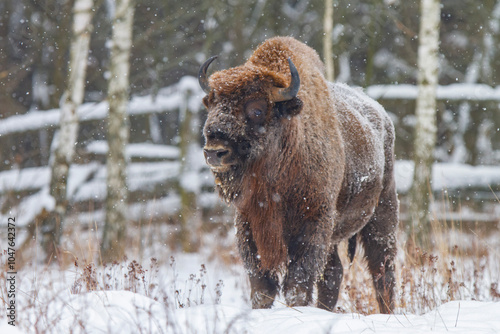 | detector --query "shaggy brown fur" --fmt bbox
[201,36,399,313]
